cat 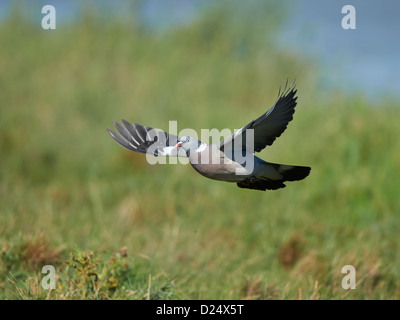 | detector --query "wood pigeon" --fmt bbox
[107,83,311,191]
